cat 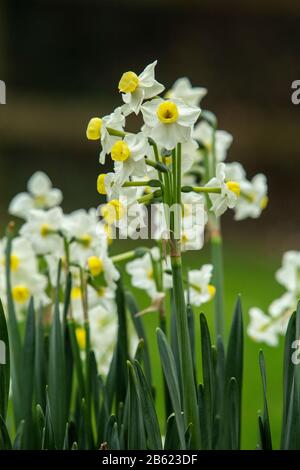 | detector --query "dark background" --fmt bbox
[0,0,300,250]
